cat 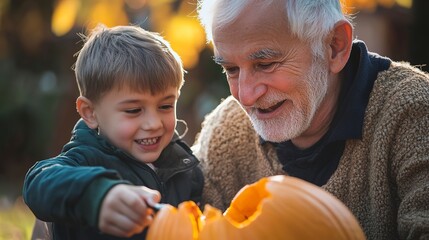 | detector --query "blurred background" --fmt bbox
[0,0,428,239]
